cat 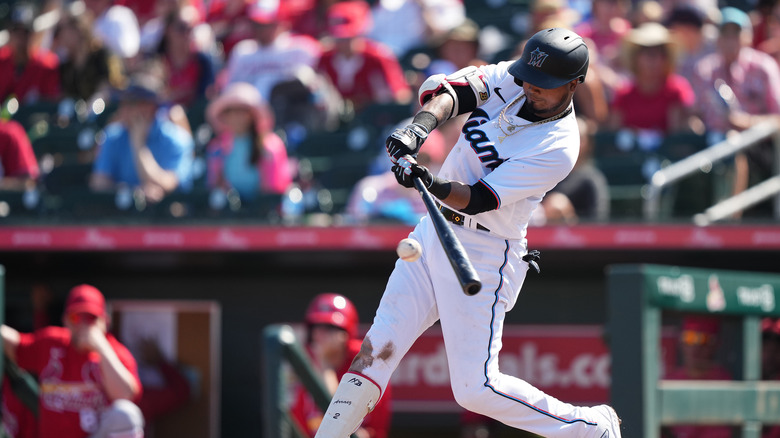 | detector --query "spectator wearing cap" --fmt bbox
[691,6,780,220]
[665,5,717,81]
[222,1,322,101]
[205,82,293,202]
[607,22,700,135]
[662,315,736,438]
[1,284,144,438]
[89,72,194,204]
[317,0,412,113]
[0,5,61,103]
